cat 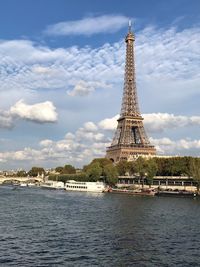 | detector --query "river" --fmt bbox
[0,186,199,266]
